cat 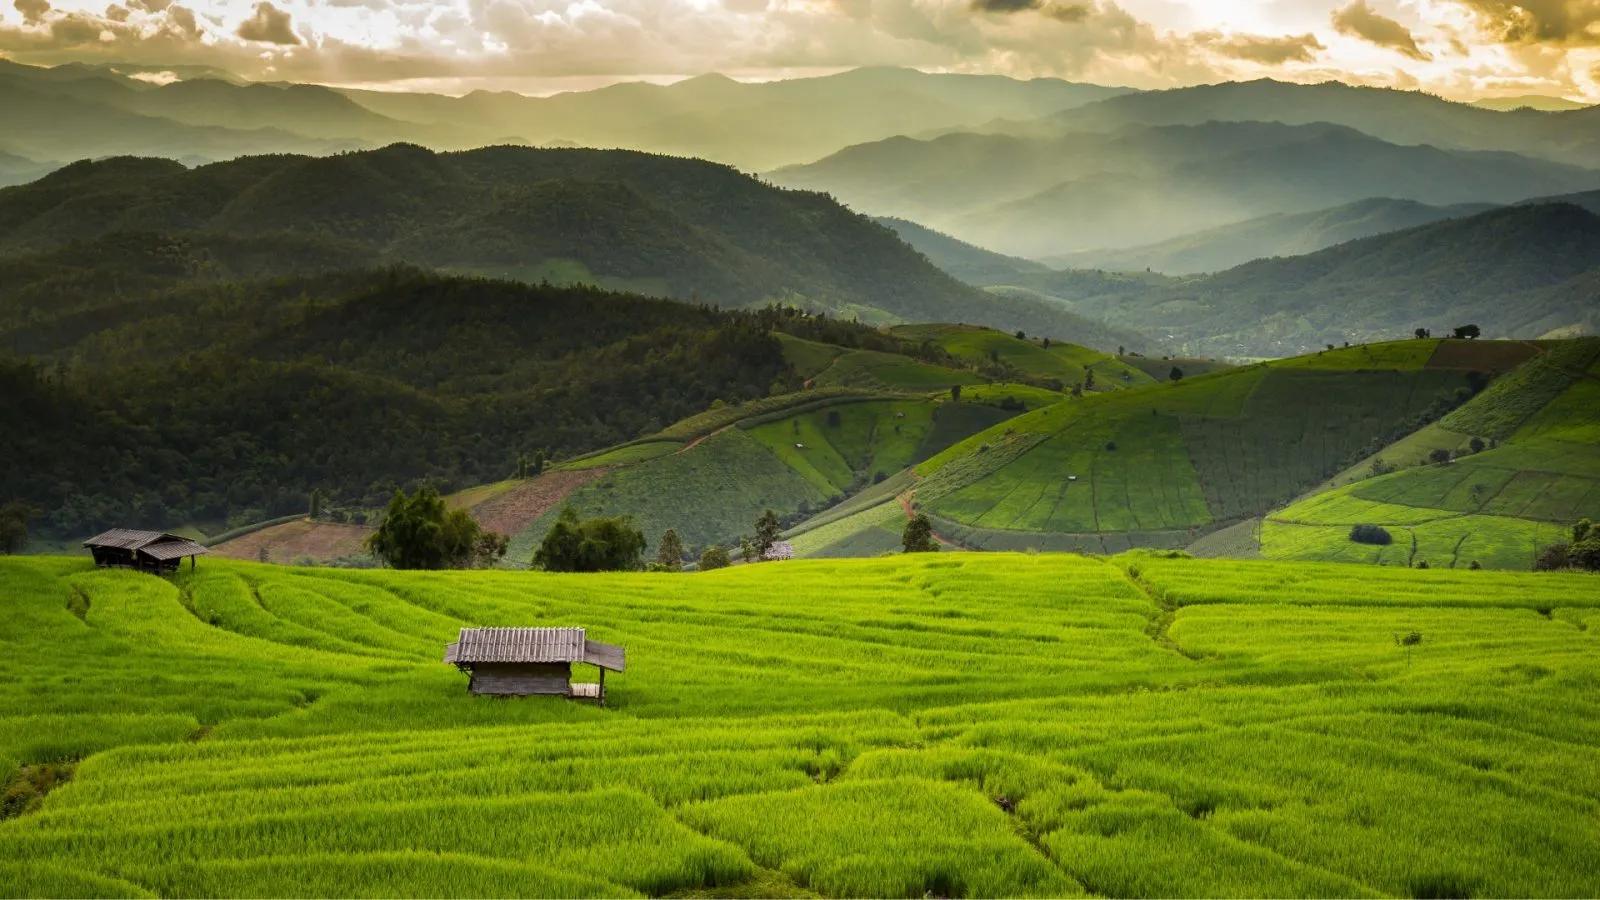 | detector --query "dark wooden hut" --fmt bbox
[83,529,208,573]
[443,626,625,702]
